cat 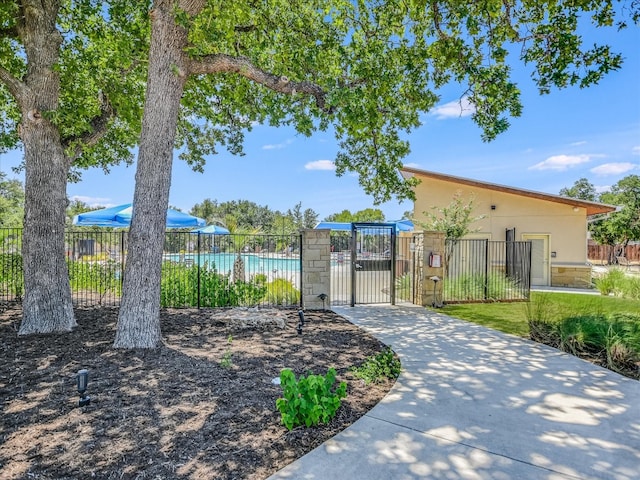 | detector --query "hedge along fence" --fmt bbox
[1,228,302,309]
